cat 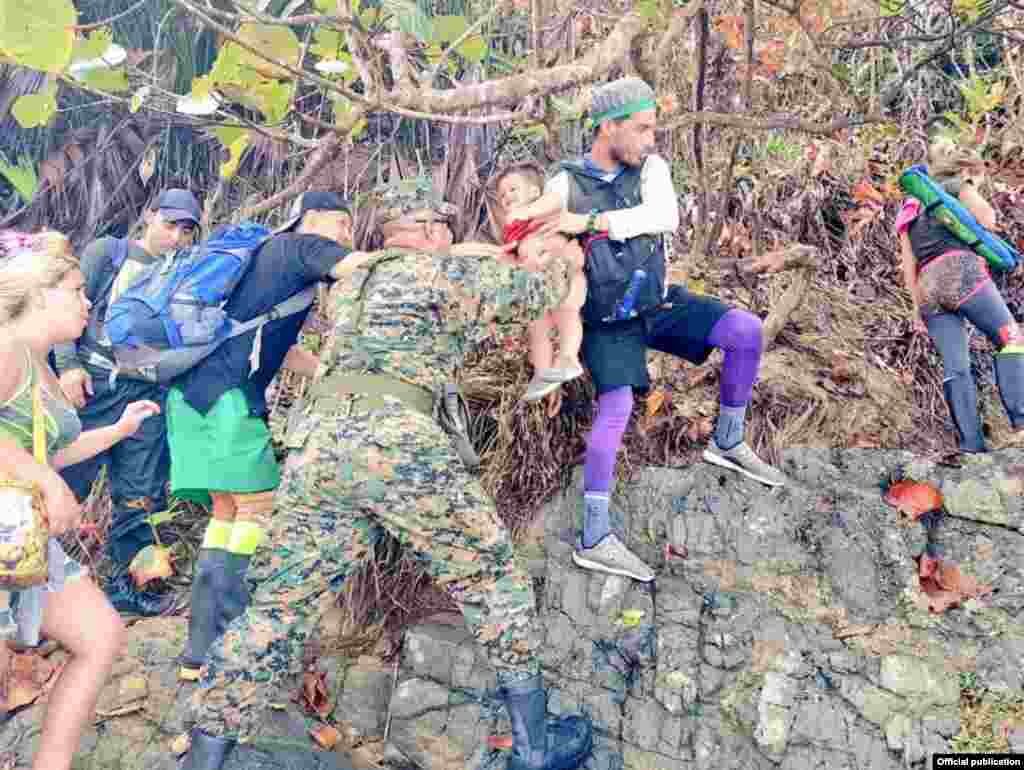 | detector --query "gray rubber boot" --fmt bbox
[995,351,1024,429]
[500,673,593,770]
[179,729,235,770]
[943,373,987,453]
[180,549,232,675]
